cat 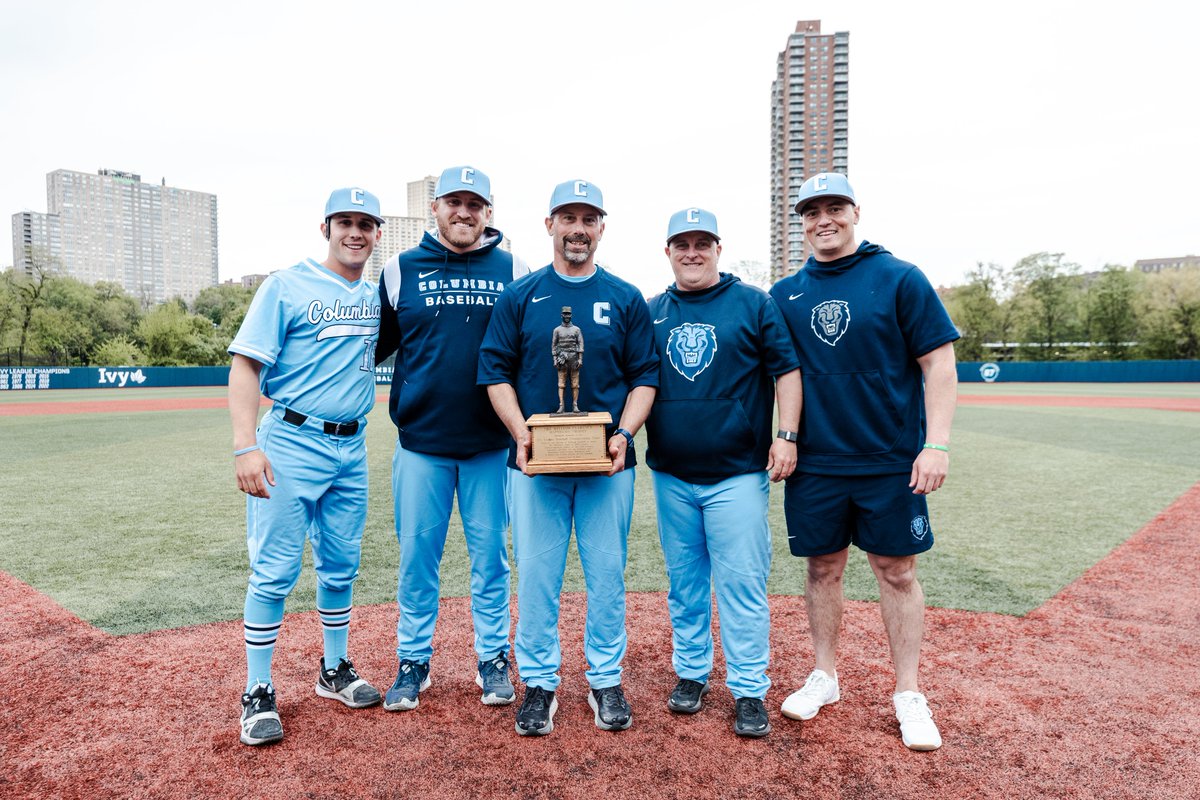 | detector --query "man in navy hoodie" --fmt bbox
[479,179,659,736]
[645,208,801,738]
[769,173,959,751]
[376,166,528,712]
